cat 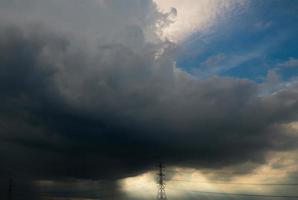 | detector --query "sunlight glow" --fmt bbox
[120,158,298,198]
[154,0,248,41]
[120,172,157,199]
